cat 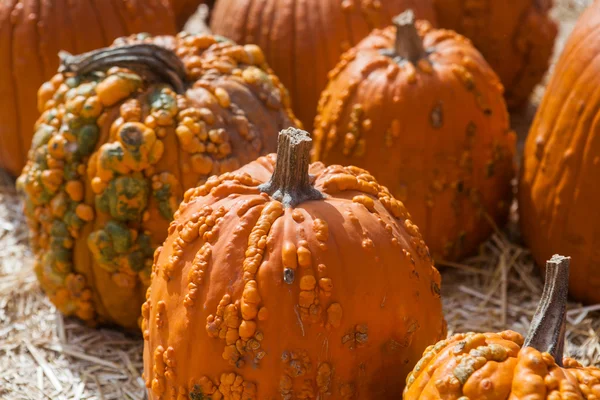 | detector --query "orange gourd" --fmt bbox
[433,0,558,109]
[312,11,516,262]
[209,0,437,131]
[0,0,179,177]
[404,255,600,400]
[17,33,299,330]
[142,128,446,399]
[519,1,600,305]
